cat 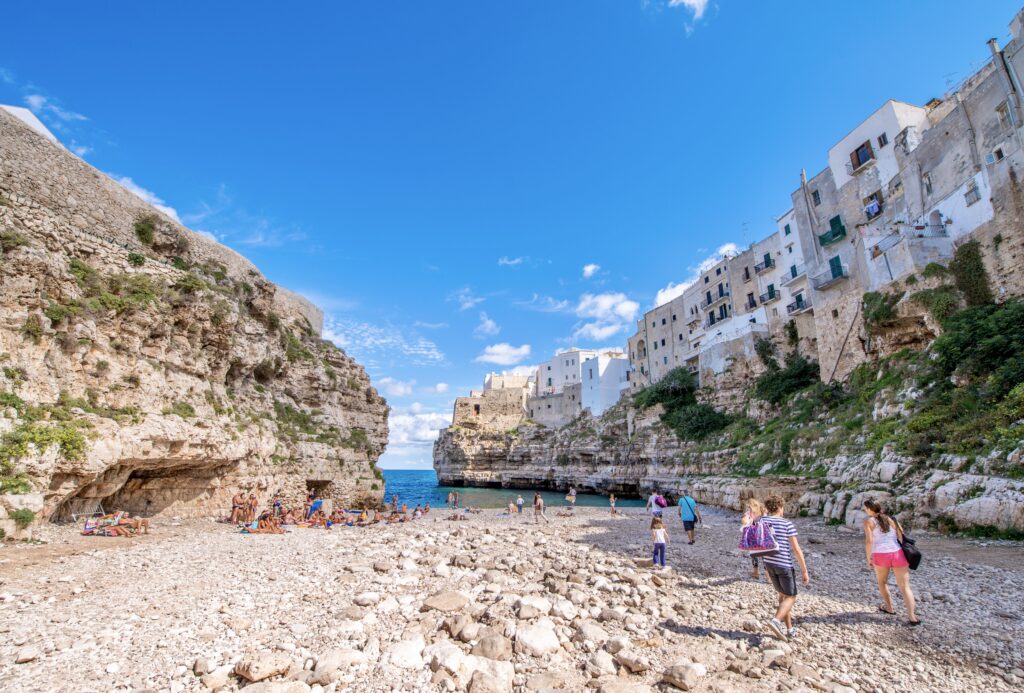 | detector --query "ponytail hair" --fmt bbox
[863,497,891,533]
